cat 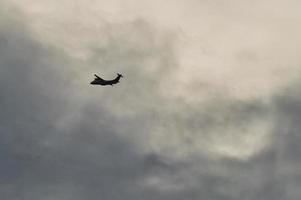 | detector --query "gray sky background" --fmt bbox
[1,0,301,199]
